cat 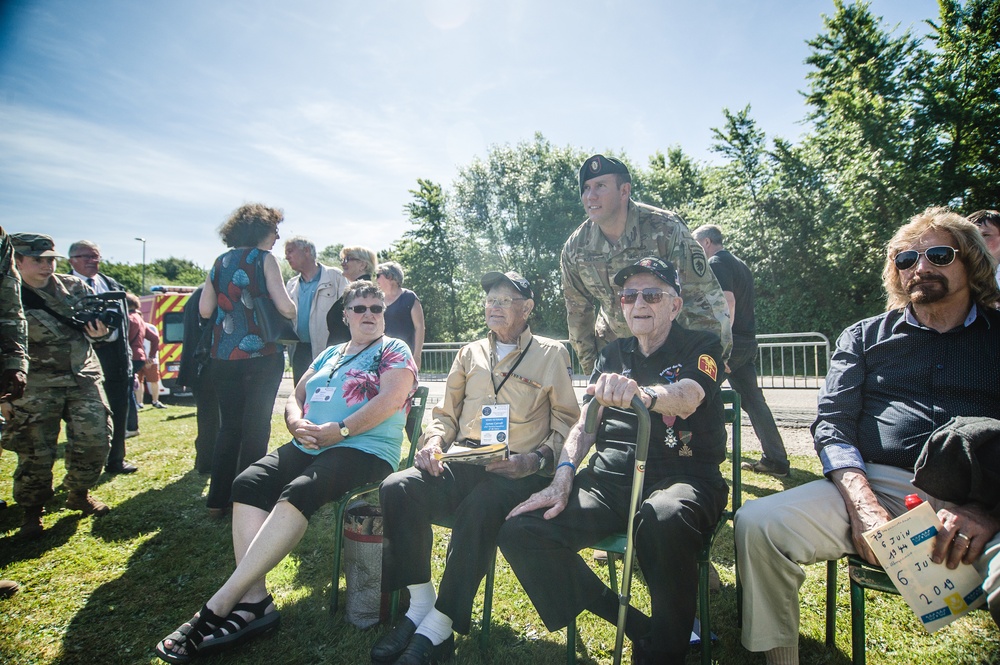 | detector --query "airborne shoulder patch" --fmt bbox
[697,354,718,381]
[692,252,707,277]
